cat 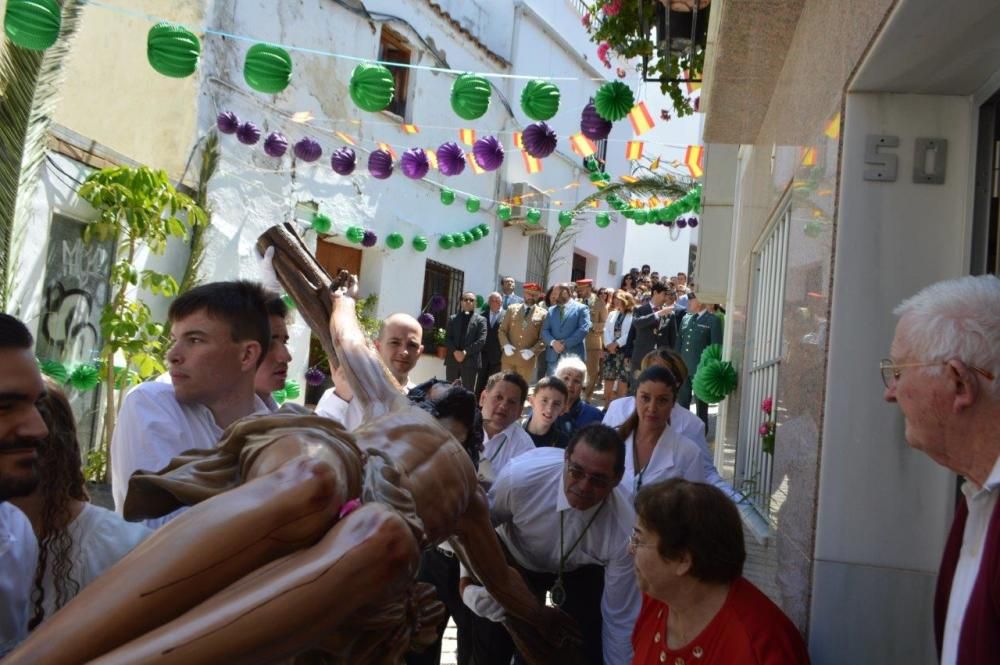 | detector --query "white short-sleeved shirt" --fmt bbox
[314,380,416,431]
[37,503,150,621]
[622,428,706,498]
[490,447,640,665]
[0,503,37,656]
[476,422,536,490]
[111,380,269,528]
